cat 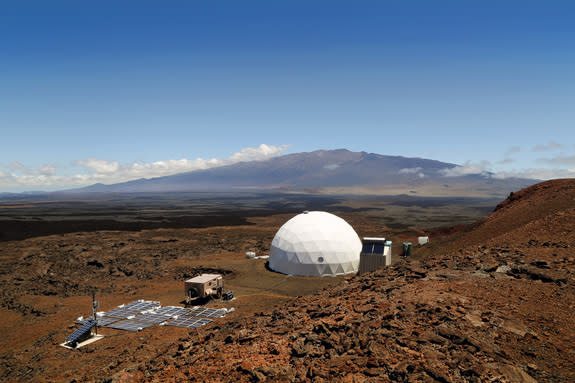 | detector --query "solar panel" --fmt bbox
[187,307,227,318]
[362,243,375,253]
[78,316,120,327]
[102,307,141,319]
[373,244,385,254]
[102,300,161,319]
[155,306,190,318]
[124,300,161,312]
[133,313,170,324]
[167,317,212,329]
[66,319,96,345]
[105,319,154,332]
[95,316,120,326]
